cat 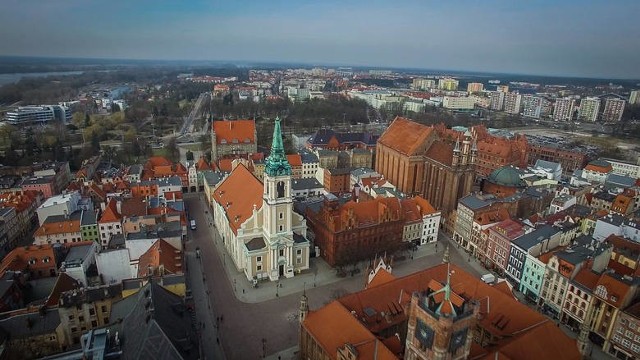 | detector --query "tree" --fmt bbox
[166,137,180,162]
[84,113,91,127]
